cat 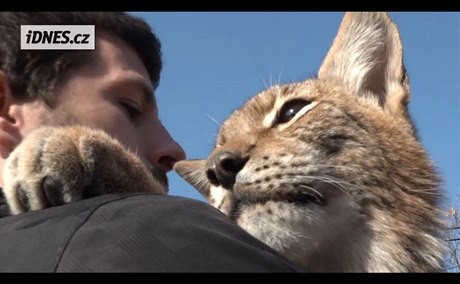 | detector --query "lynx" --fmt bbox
[2,12,446,272]
[174,12,447,272]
